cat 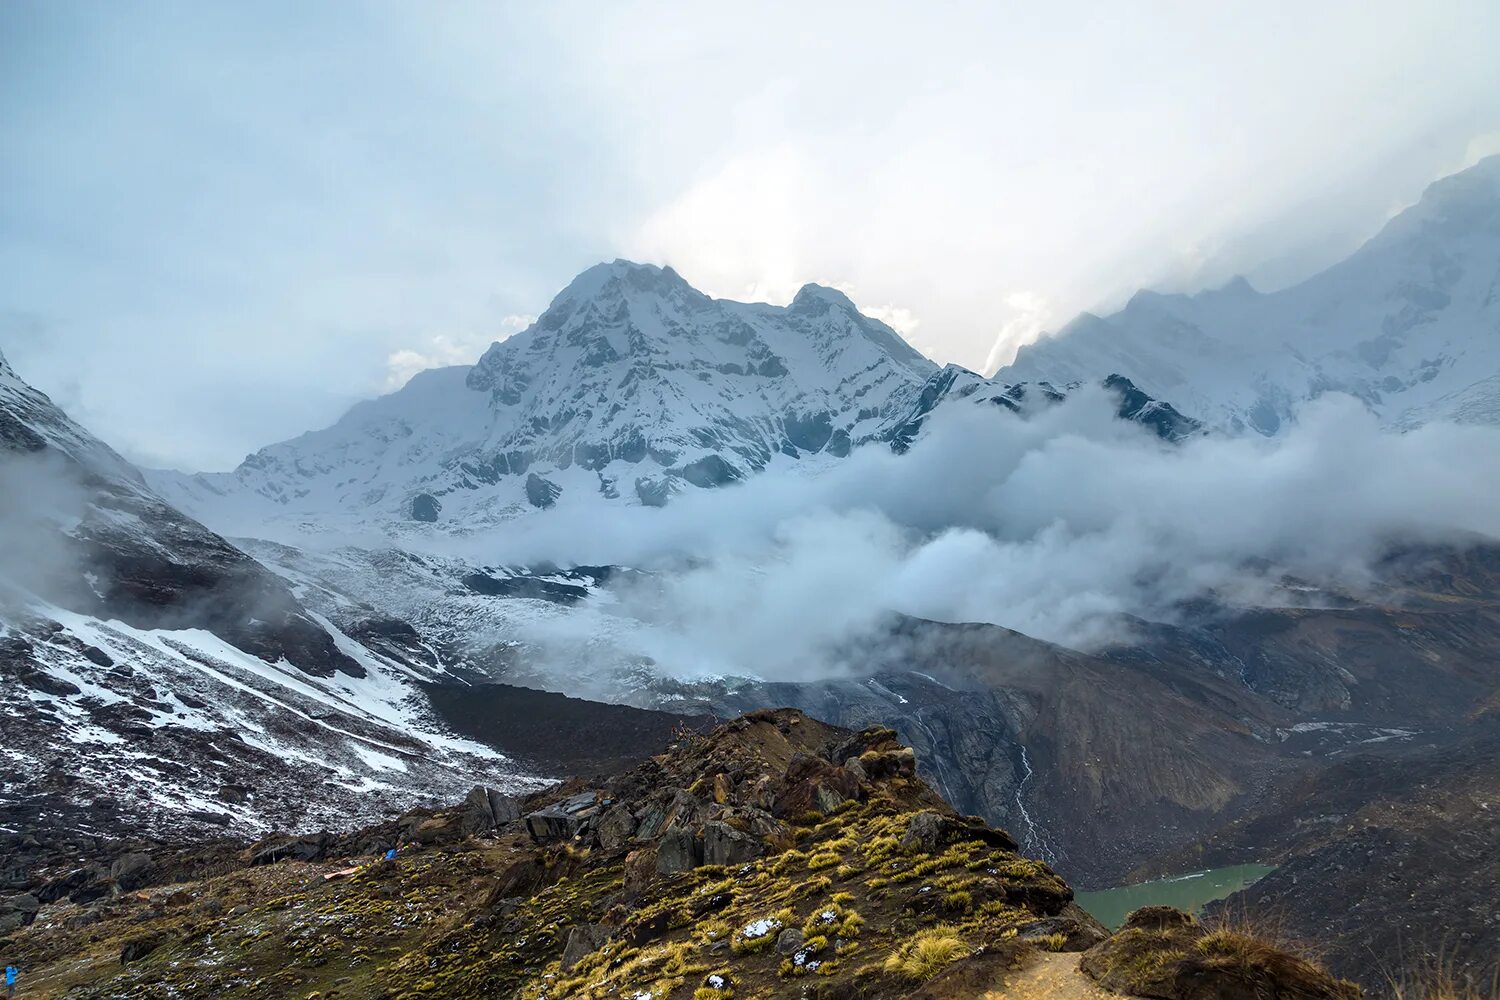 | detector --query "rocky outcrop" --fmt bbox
[524,472,562,508]
[0,708,1363,1000]
[1081,906,1360,1000]
[409,492,442,522]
